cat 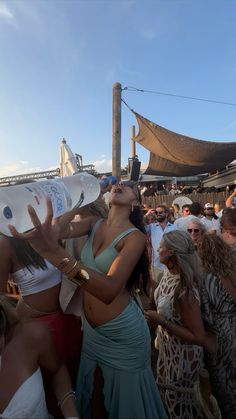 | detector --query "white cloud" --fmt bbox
[0,2,17,26]
[0,161,58,178]
[92,158,112,173]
